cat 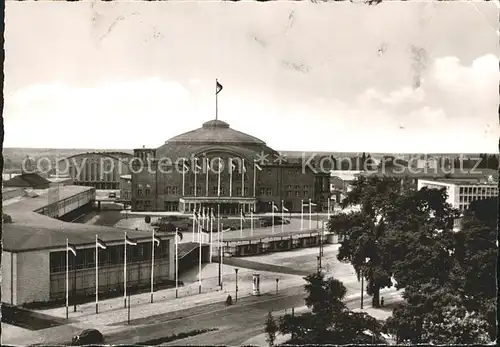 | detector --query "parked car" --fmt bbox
[71,329,105,346]
[108,192,116,198]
